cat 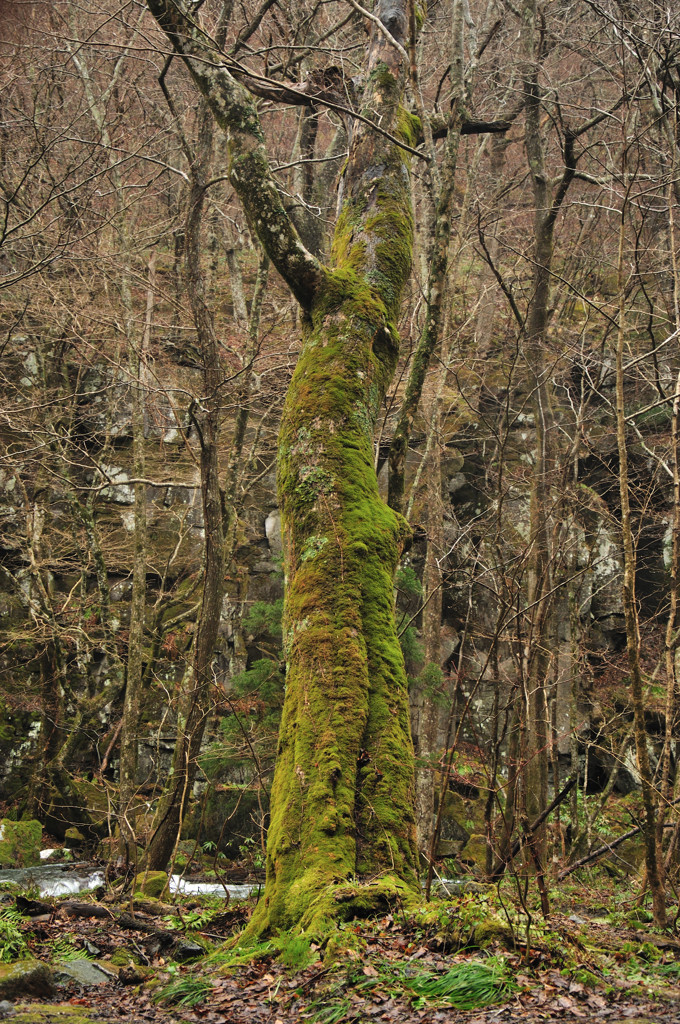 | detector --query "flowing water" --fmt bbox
[0,862,254,899]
